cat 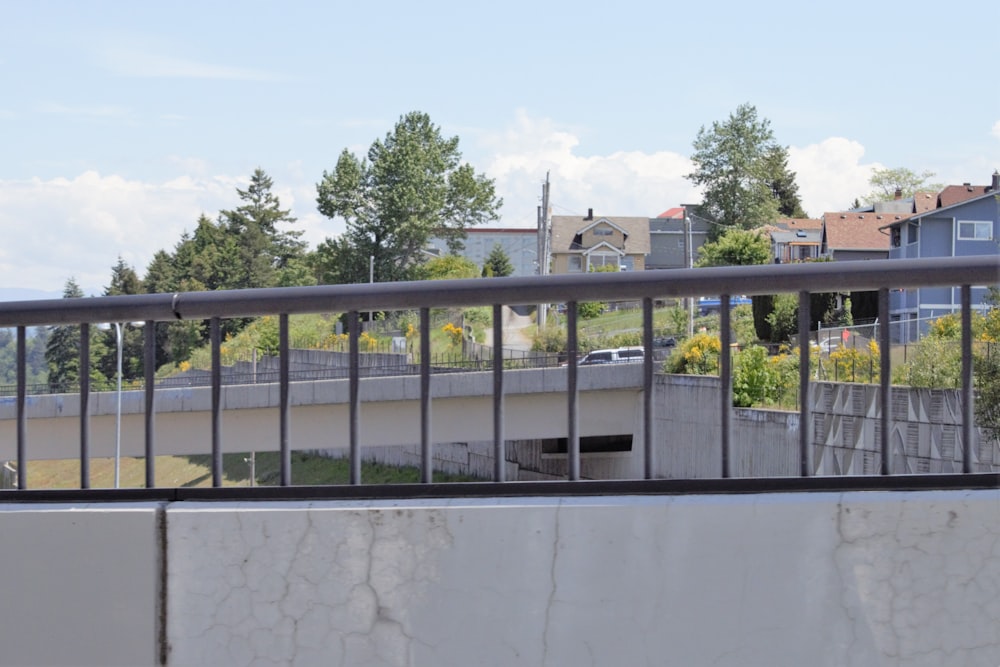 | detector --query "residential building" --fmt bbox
[646,207,711,270]
[820,212,895,261]
[766,218,823,263]
[884,171,1000,341]
[426,228,539,276]
[549,210,650,274]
